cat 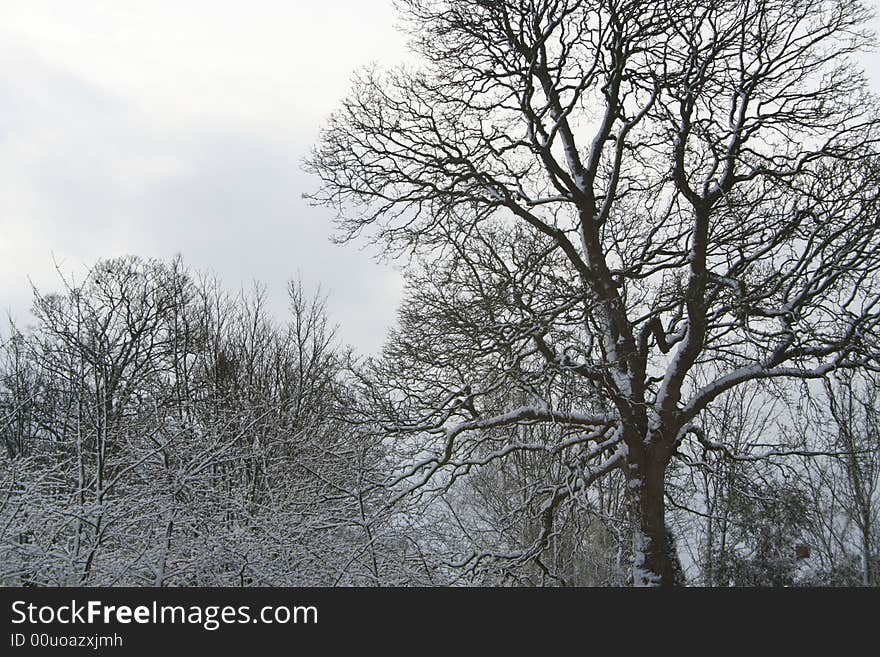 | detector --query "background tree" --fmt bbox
[0,256,413,586]
[308,0,880,585]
